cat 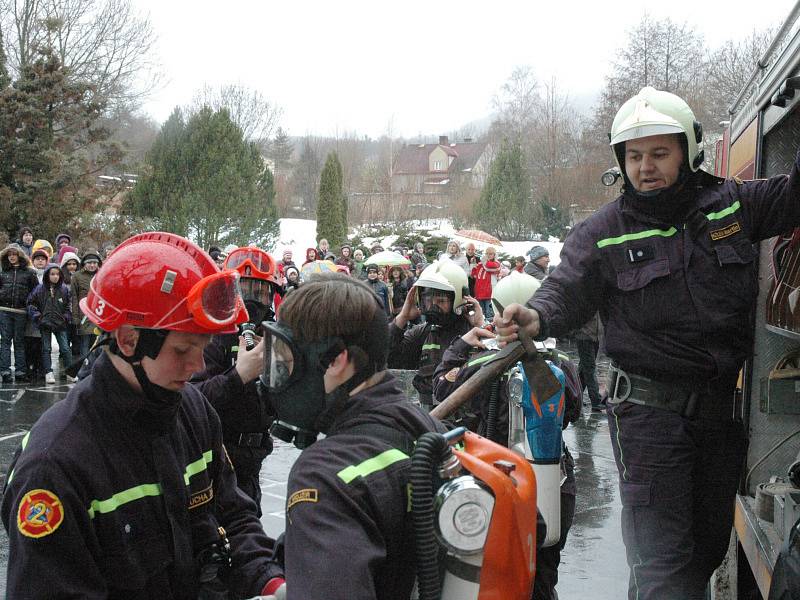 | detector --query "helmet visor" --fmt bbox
[226,249,274,279]
[263,323,299,391]
[187,270,246,329]
[419,287,454,313]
